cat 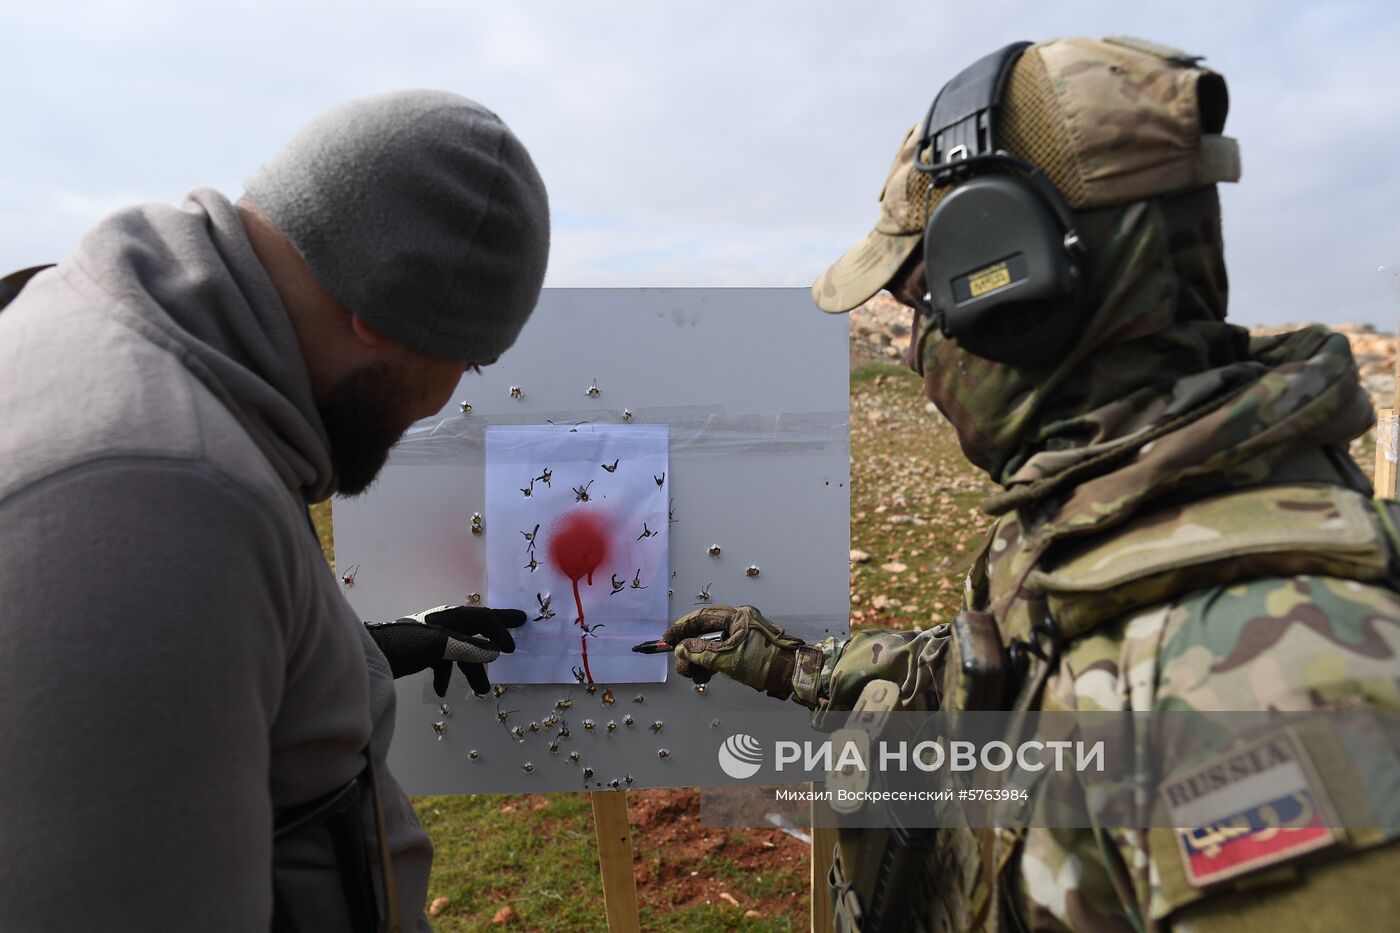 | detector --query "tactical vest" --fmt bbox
[827,482,1400,933]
